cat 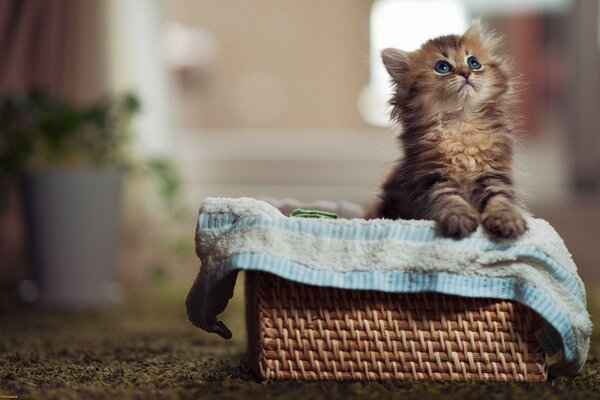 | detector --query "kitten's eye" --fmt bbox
[467,56,482,70]
[434,60,452,74]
